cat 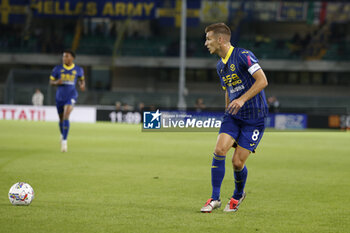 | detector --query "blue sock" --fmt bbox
[211,153,226,200]
[62,120,70,140]
[59,122,63,135]
[233,166,248,200]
